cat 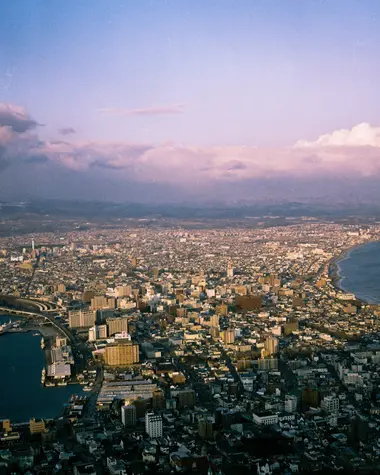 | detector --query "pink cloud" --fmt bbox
[96,104,186,116]
[2,102,380,186]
